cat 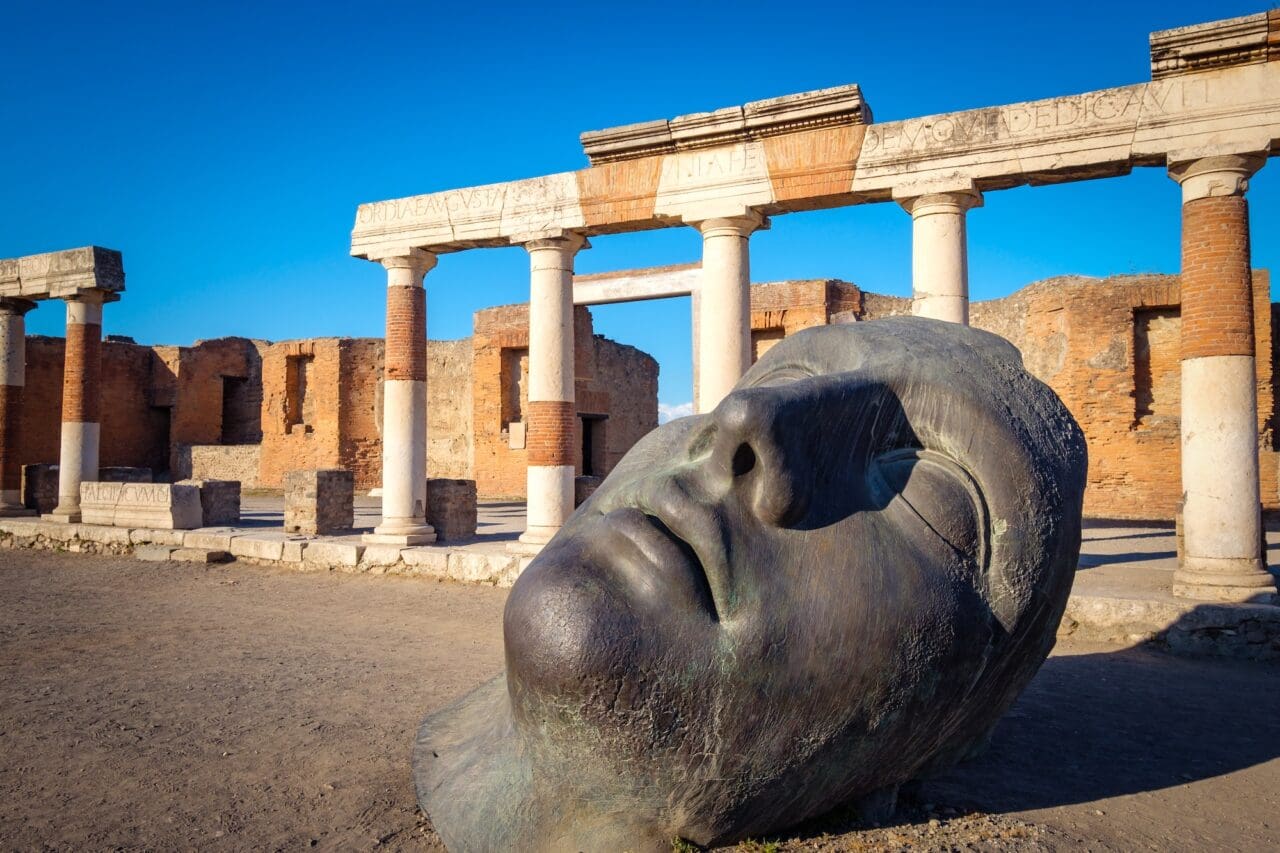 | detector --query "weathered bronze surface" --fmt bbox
[414,318,1088,851]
